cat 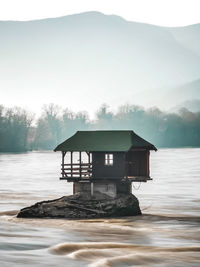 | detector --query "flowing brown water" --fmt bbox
[0,149,200,266]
